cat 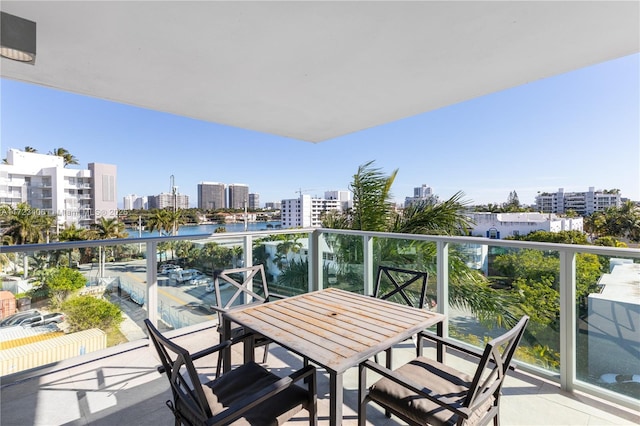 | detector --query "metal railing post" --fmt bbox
[436,240,449,362]
[363,235,374,296]
[146,241,158,327]
[559,249,577,392]
[310,230,321,291]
